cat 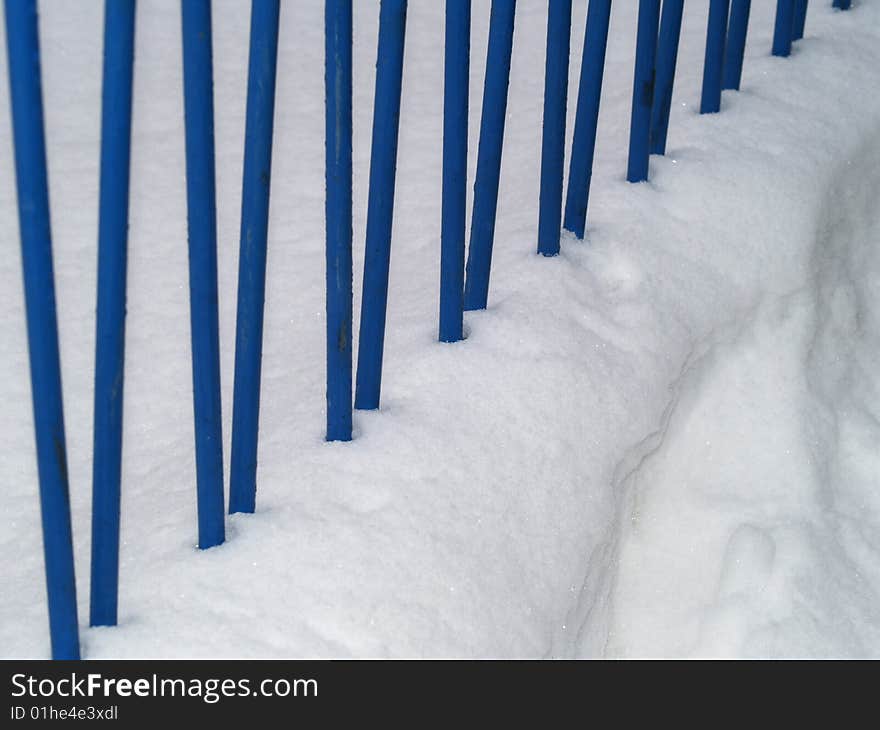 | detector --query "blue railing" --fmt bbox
[3,0,853,658]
